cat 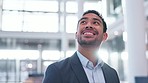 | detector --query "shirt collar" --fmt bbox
[77,51,88,68]
[76,51,104,69]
